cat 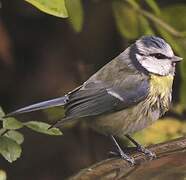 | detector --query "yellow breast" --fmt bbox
[148,74,174,114]
[150,74,173,97]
